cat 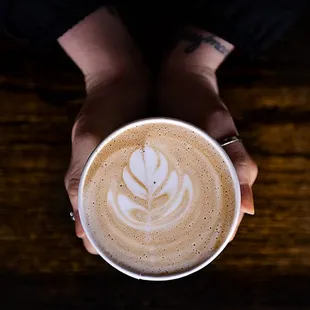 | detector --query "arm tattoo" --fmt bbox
[179,30,229,55]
